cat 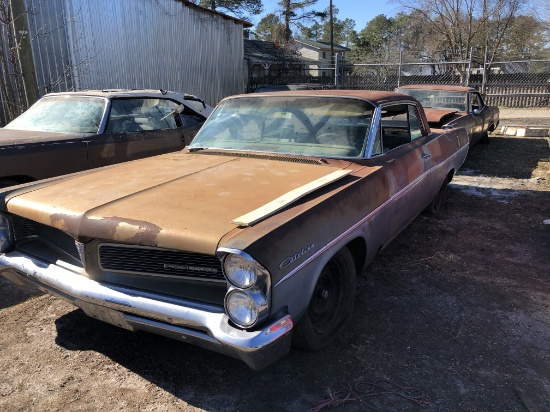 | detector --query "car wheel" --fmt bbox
[424,179,448,215]
[479,131,490,144]
[292,246,356,351]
